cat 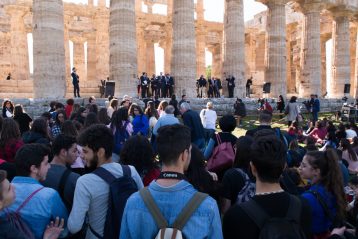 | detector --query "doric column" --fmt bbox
[354,20,358,98]
[146,40,155,75]
[33,0,66,98]
[329,14,351,98]
[64,15,71,84]
[5,5,30,81]
[196,30,206,77]
[223,0,245,98]
[211,44,222,78]
[257,0,289,98]
[109,0,137,97]
[94,8,109,81]
[86,33,97,82]
[321,36,329,97]
[298,3,323,97]
[170,0,197,97]
[72,38,86,83]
